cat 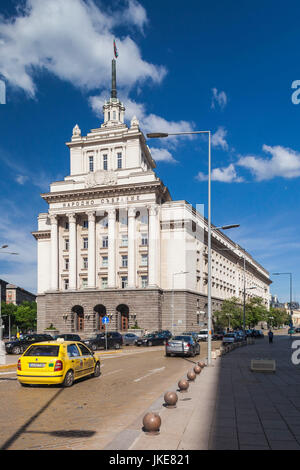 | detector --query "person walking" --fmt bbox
[268,329,274,344]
